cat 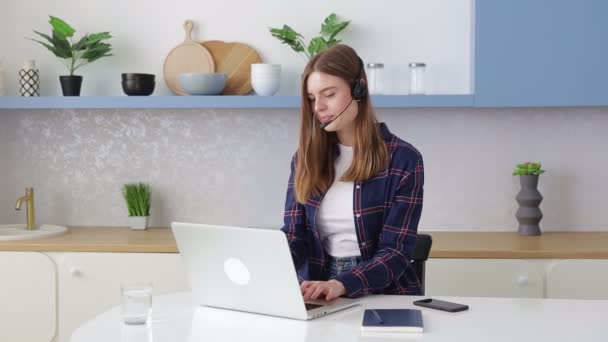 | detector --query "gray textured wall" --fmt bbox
[1,107,607,231]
